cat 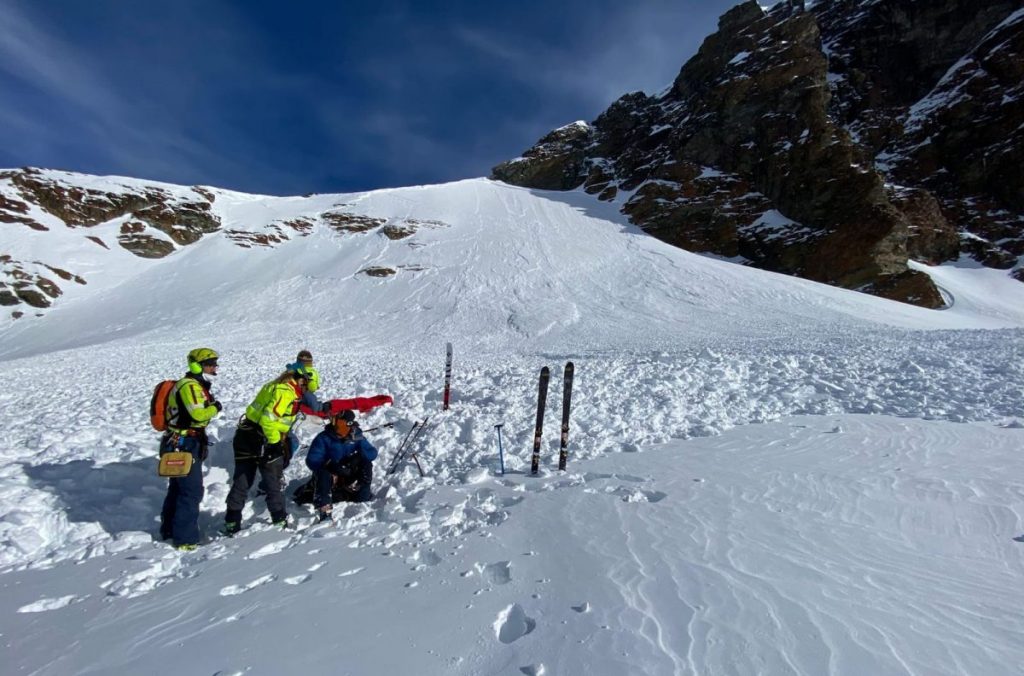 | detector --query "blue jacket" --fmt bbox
[306,426,378,471]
